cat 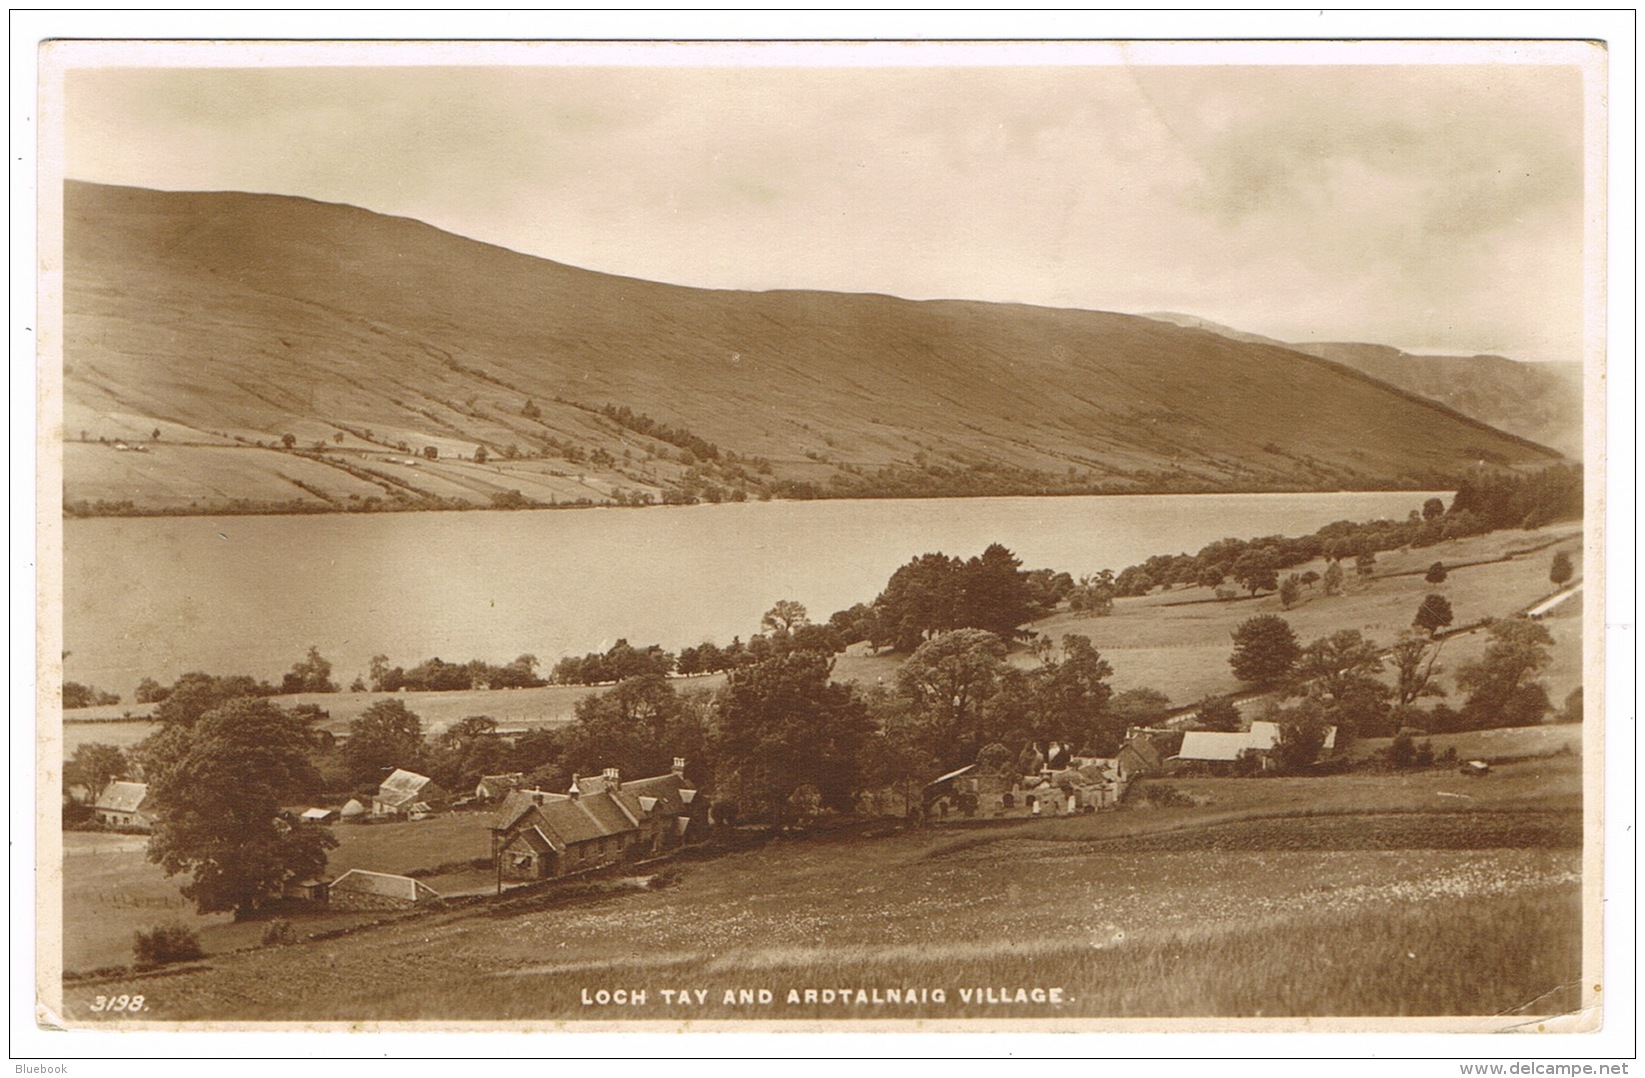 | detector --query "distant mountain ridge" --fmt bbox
[60,181,1565,514]
[1141,312,1583,458]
